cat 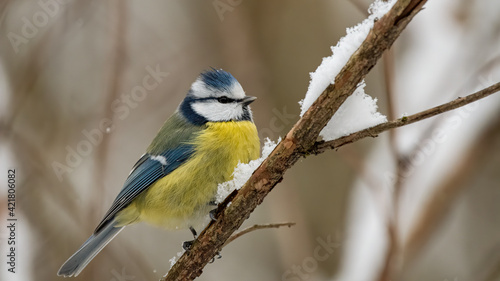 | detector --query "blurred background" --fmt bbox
[1,0,500,280]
